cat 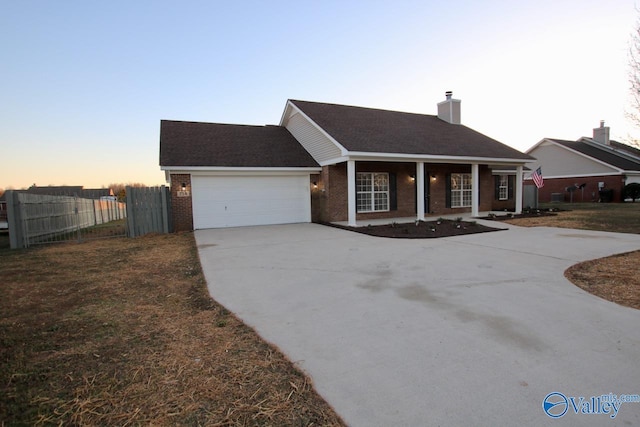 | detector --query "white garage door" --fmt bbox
[191,175,311,229]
